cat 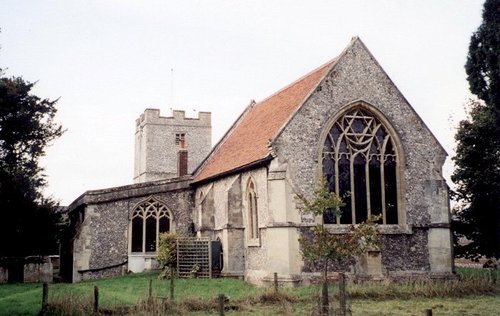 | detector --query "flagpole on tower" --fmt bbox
[170,68,174,113]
